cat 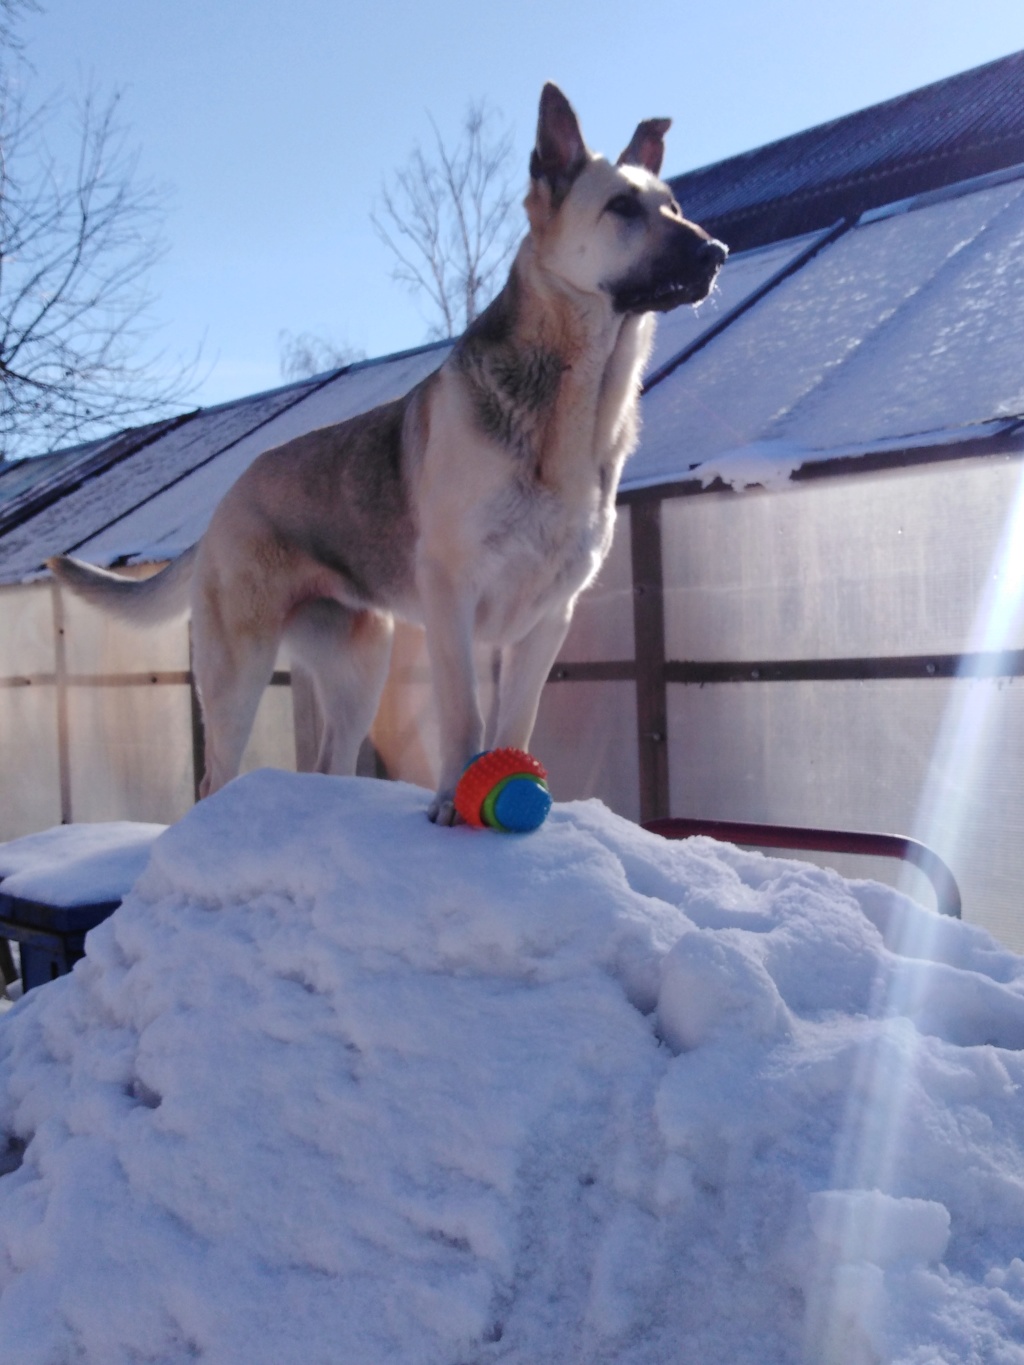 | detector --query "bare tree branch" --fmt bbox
[0,0,39,59]
[278,329,364,381]
[0,26,199,460]
[372,101,521,340]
